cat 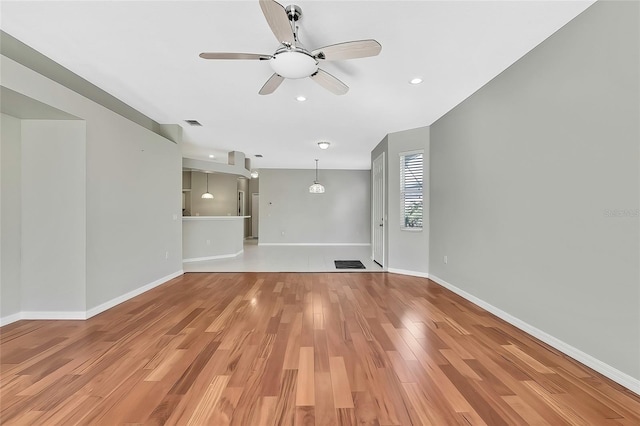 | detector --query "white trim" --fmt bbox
[0,312,23,327]
[258,243,371,246]
[85,270,184,319]
[429,274,640,395]
[398,149,425,156]
[387,268,429,278]
[22,311,86,320]
[0,270,185,327]
[182,250,243,263]
[183,216,250,221]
